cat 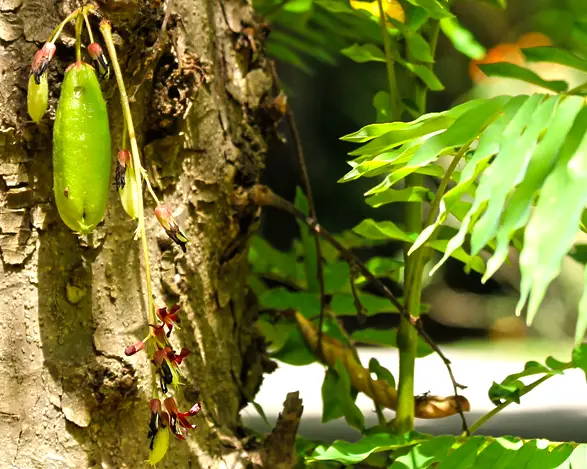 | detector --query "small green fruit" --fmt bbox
[27,73,48,124]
